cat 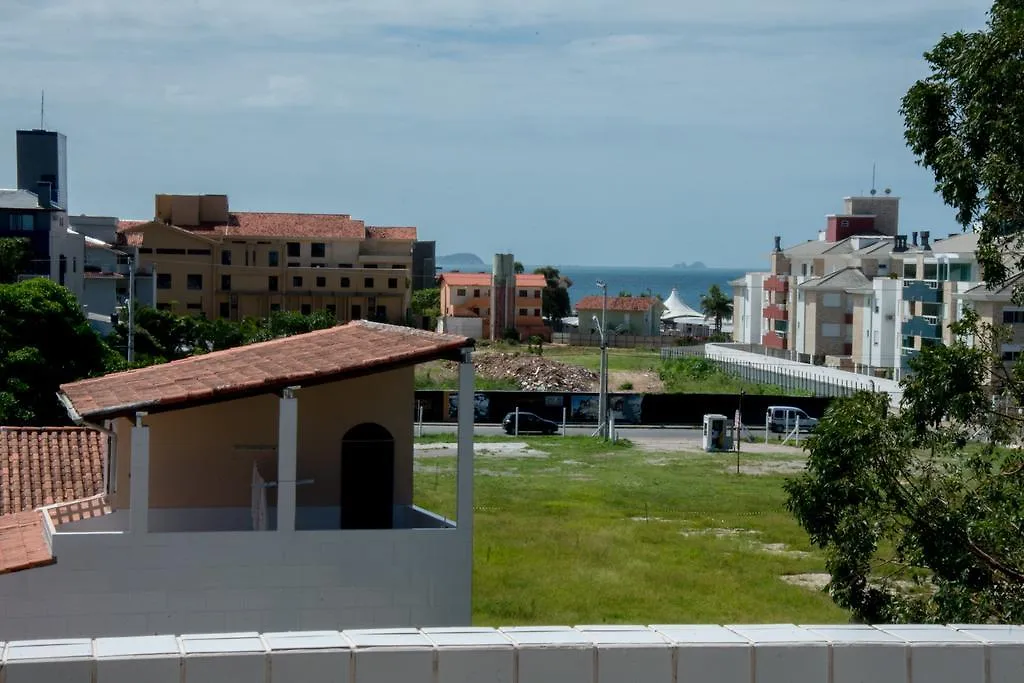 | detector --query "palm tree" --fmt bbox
[700,284,733,334]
